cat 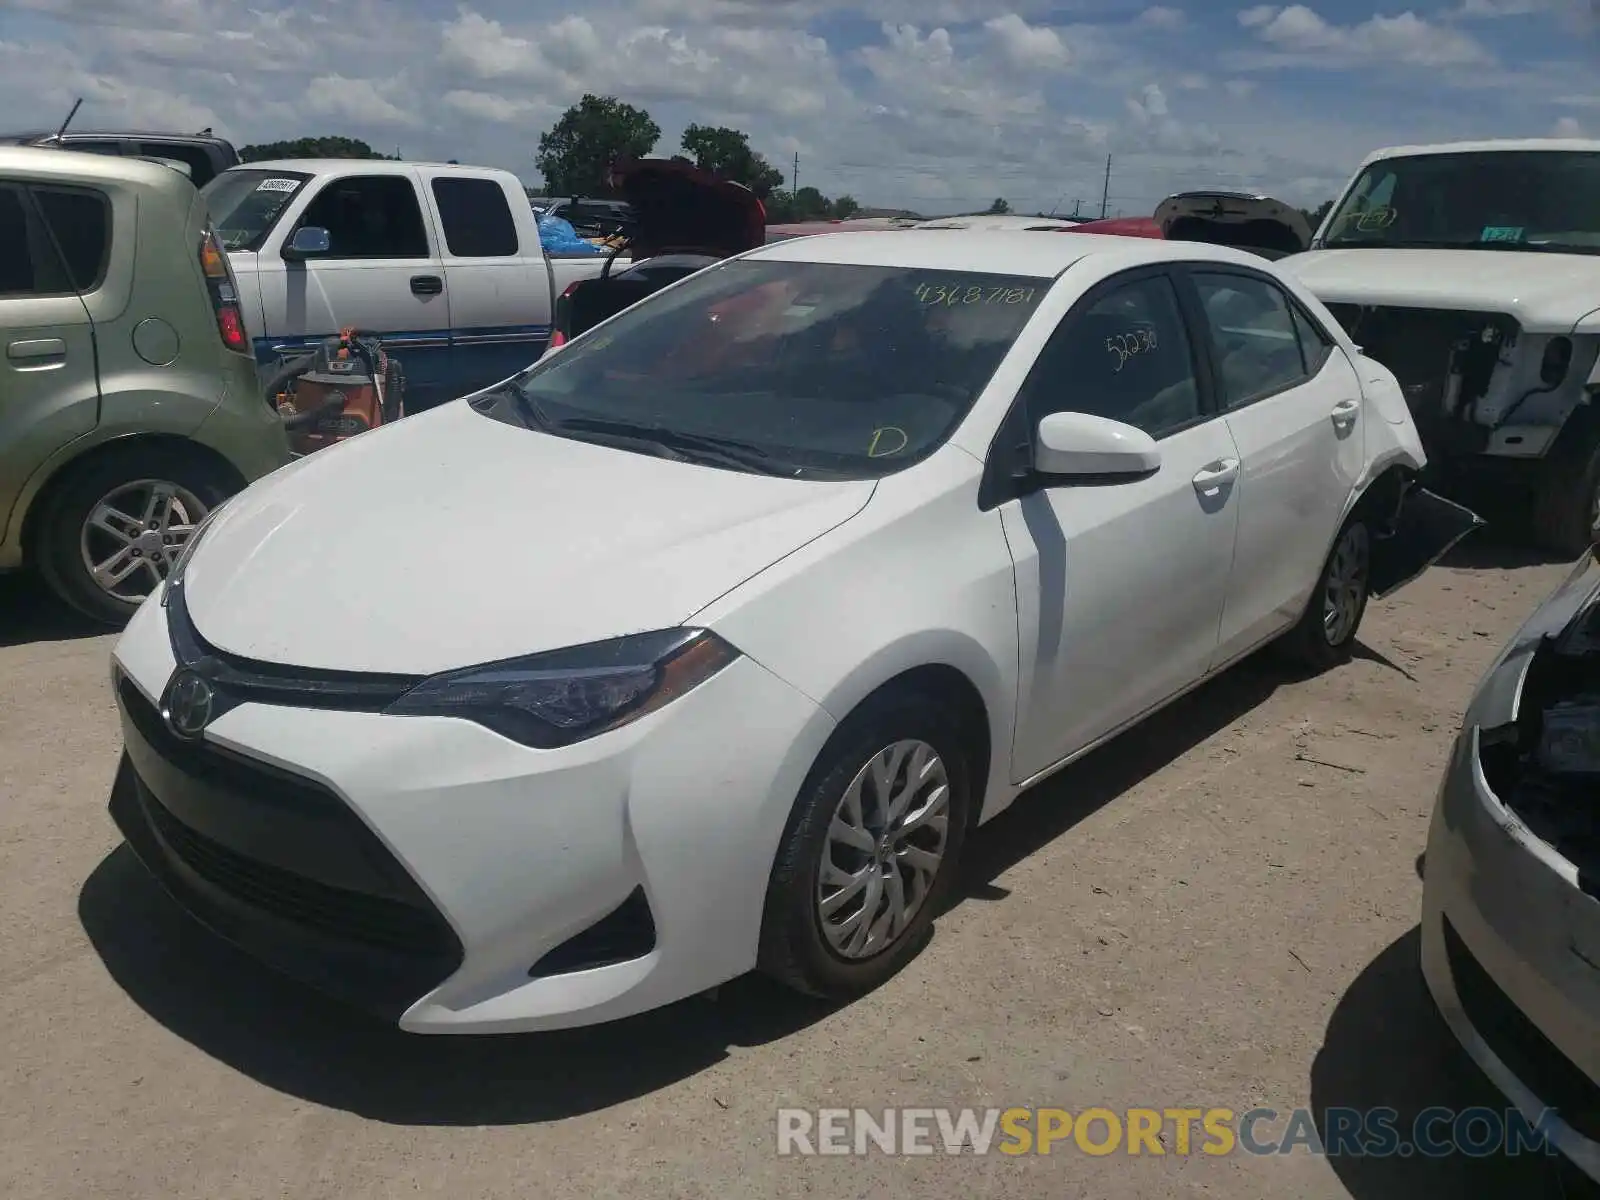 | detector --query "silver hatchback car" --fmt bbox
[1421,546,1600,1180]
